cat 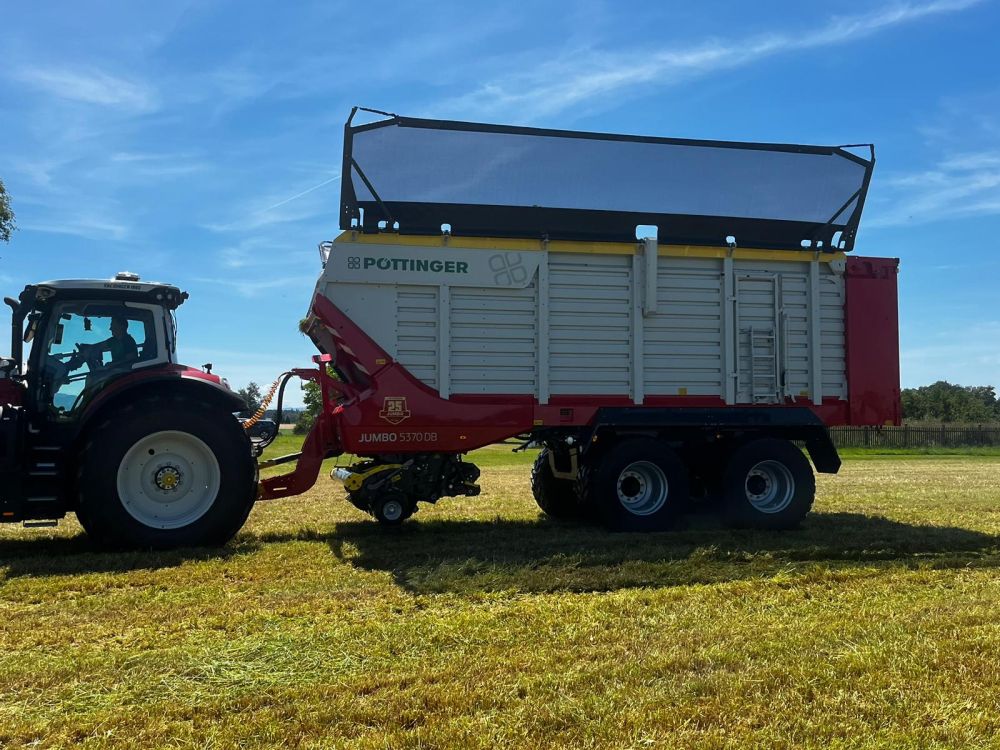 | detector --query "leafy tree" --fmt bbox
[237,381,263,416]
[293,380,323,434]
[901,381,999,423]
[0,178,15,243]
